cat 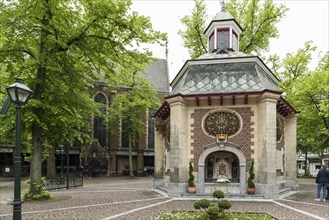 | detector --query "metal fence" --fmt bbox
[44,174,83,190]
